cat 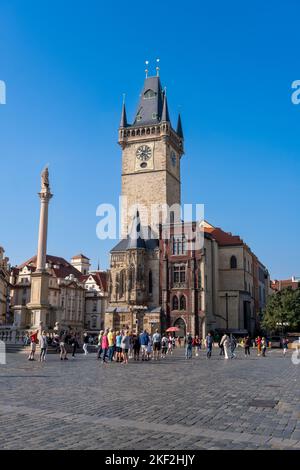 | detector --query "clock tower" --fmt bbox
[119,73,184,236]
